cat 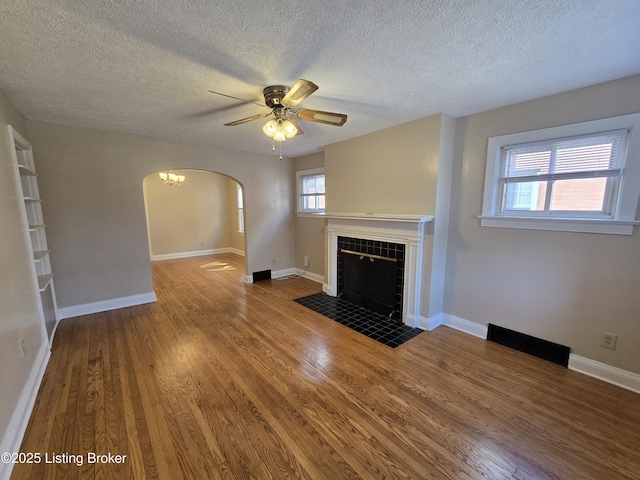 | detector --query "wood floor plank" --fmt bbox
[11,253,640,479]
